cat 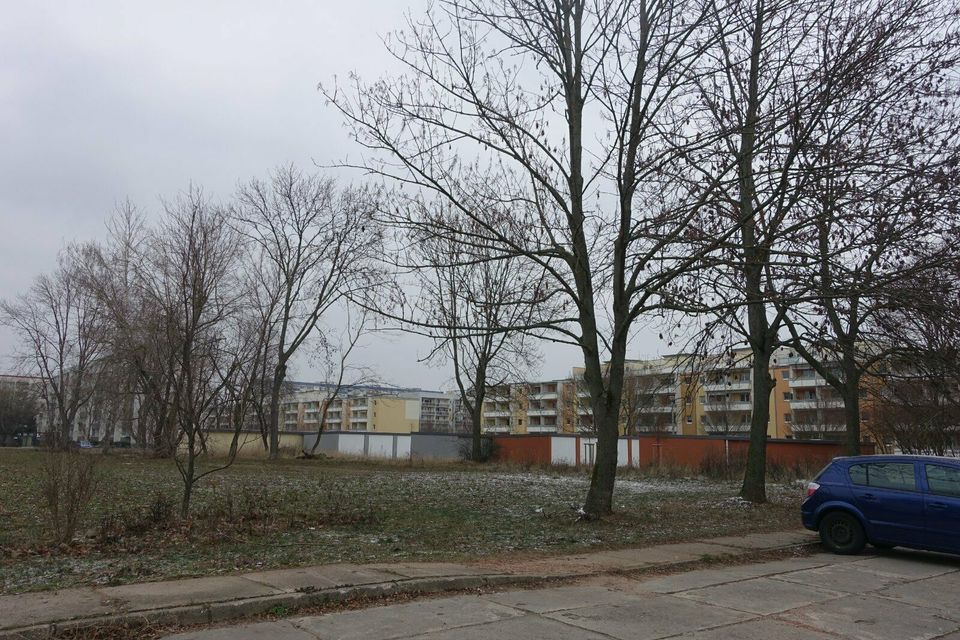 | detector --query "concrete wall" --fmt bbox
[299,431,482,462]
[410,433,475,460]
[200,431,303,459]
[498,433,865,469]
